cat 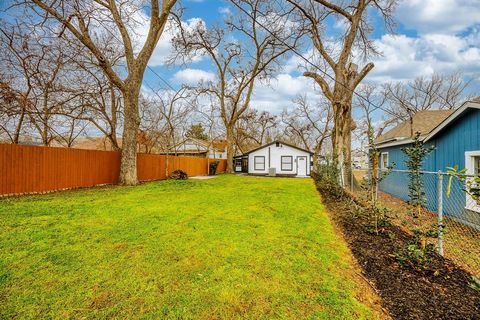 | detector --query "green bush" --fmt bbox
[395,233,436,270]
[312,164,345,199]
